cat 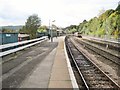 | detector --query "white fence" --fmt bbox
[82,35,120,48]
[0,36,48,57]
